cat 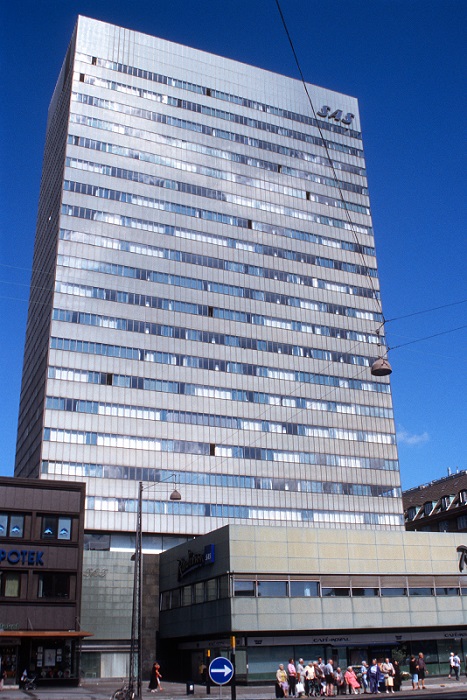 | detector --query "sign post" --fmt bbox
[230,636,236,700]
